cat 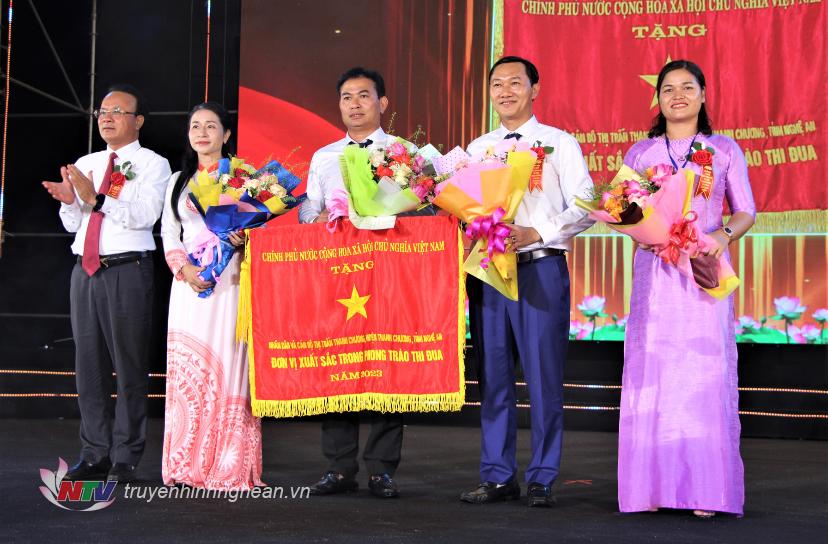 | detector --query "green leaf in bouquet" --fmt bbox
[340,146,384,216]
